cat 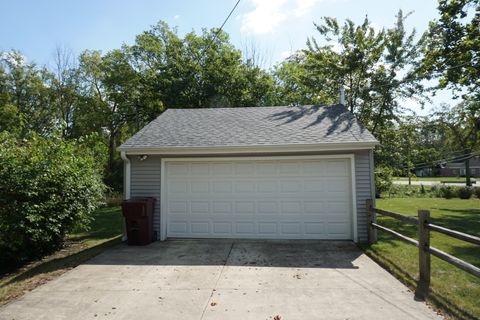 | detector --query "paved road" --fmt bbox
[394,180,471,186]
[0,240,442,320]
